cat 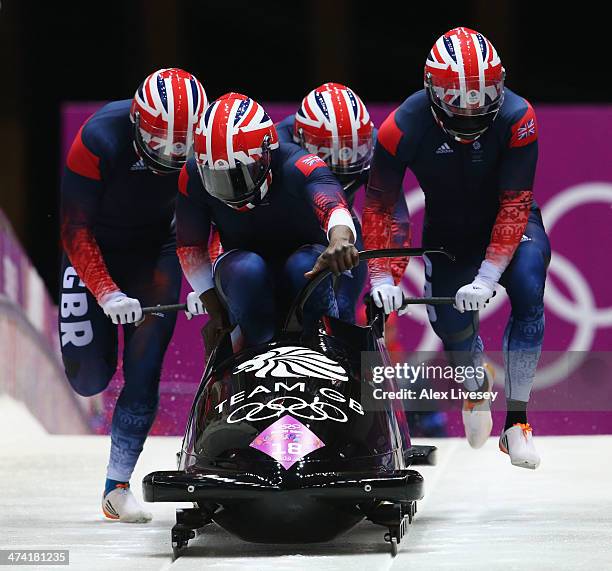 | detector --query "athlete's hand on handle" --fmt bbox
[454,278,496,313]
[185,291,207,319]
[100,292,143,324]
[304,225,359,279]
[371,282,404,315]
[200,289,232,353]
